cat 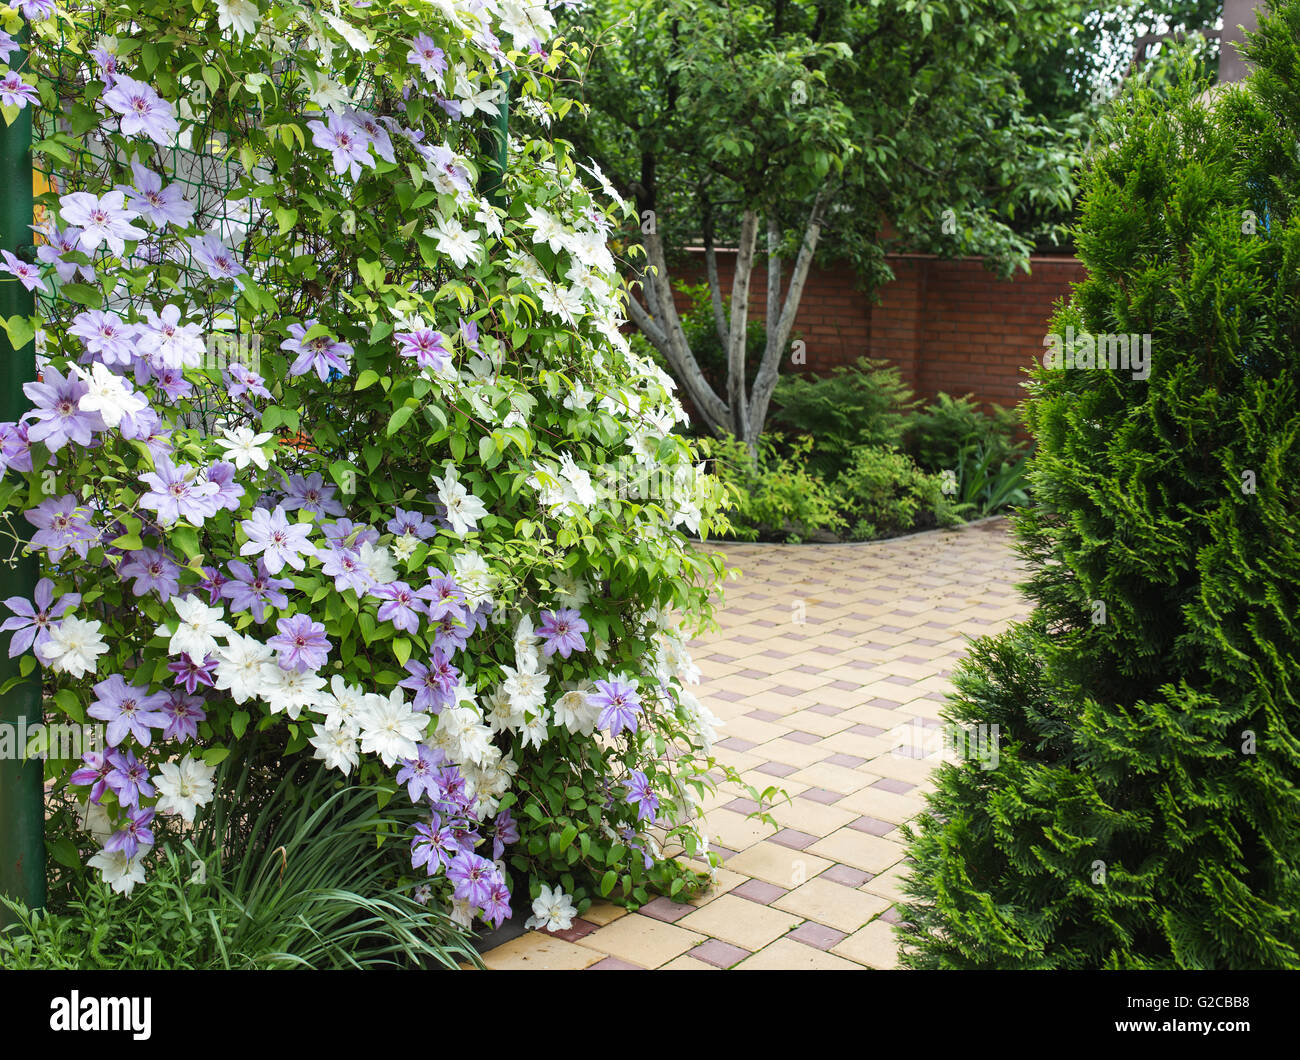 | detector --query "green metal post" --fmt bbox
[0,27,46,924]
[476,72,510,206]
